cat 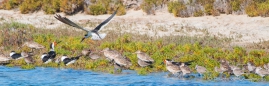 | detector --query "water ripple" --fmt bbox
[0,66,269,85]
